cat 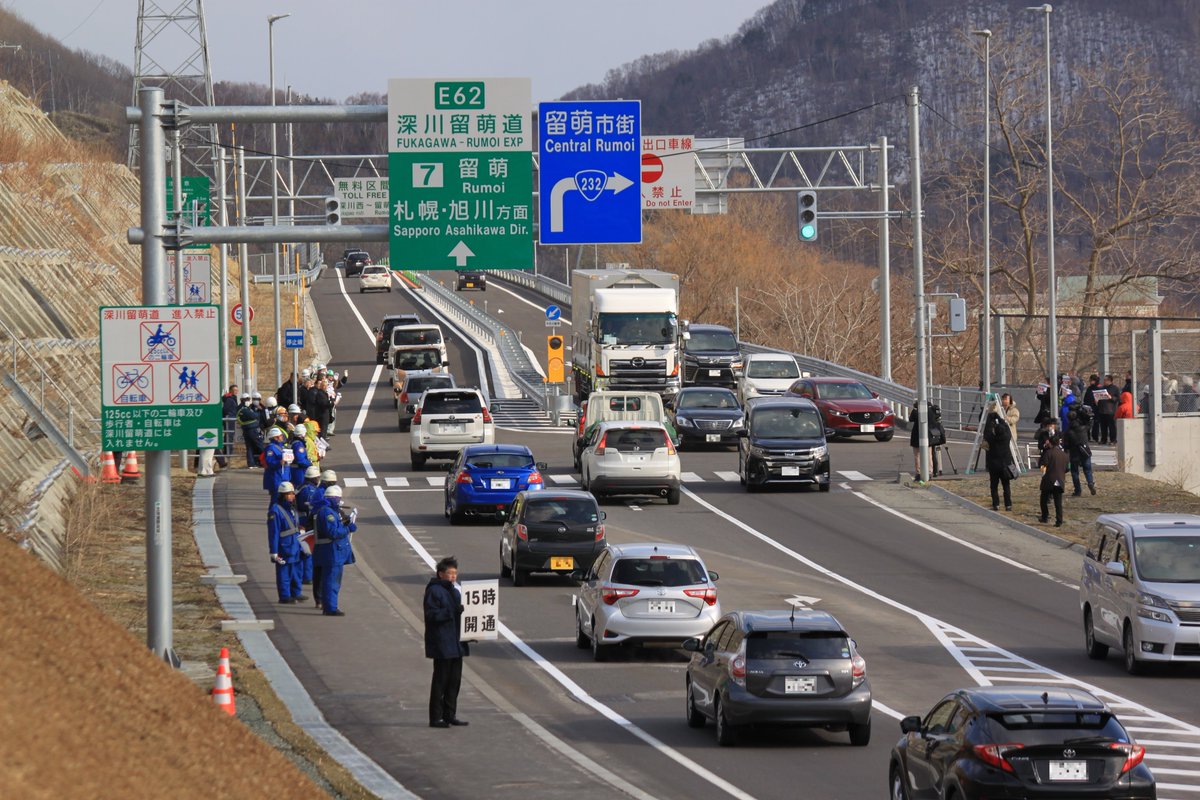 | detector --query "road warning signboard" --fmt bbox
[100,305,223,451]
[641,135,695,211]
